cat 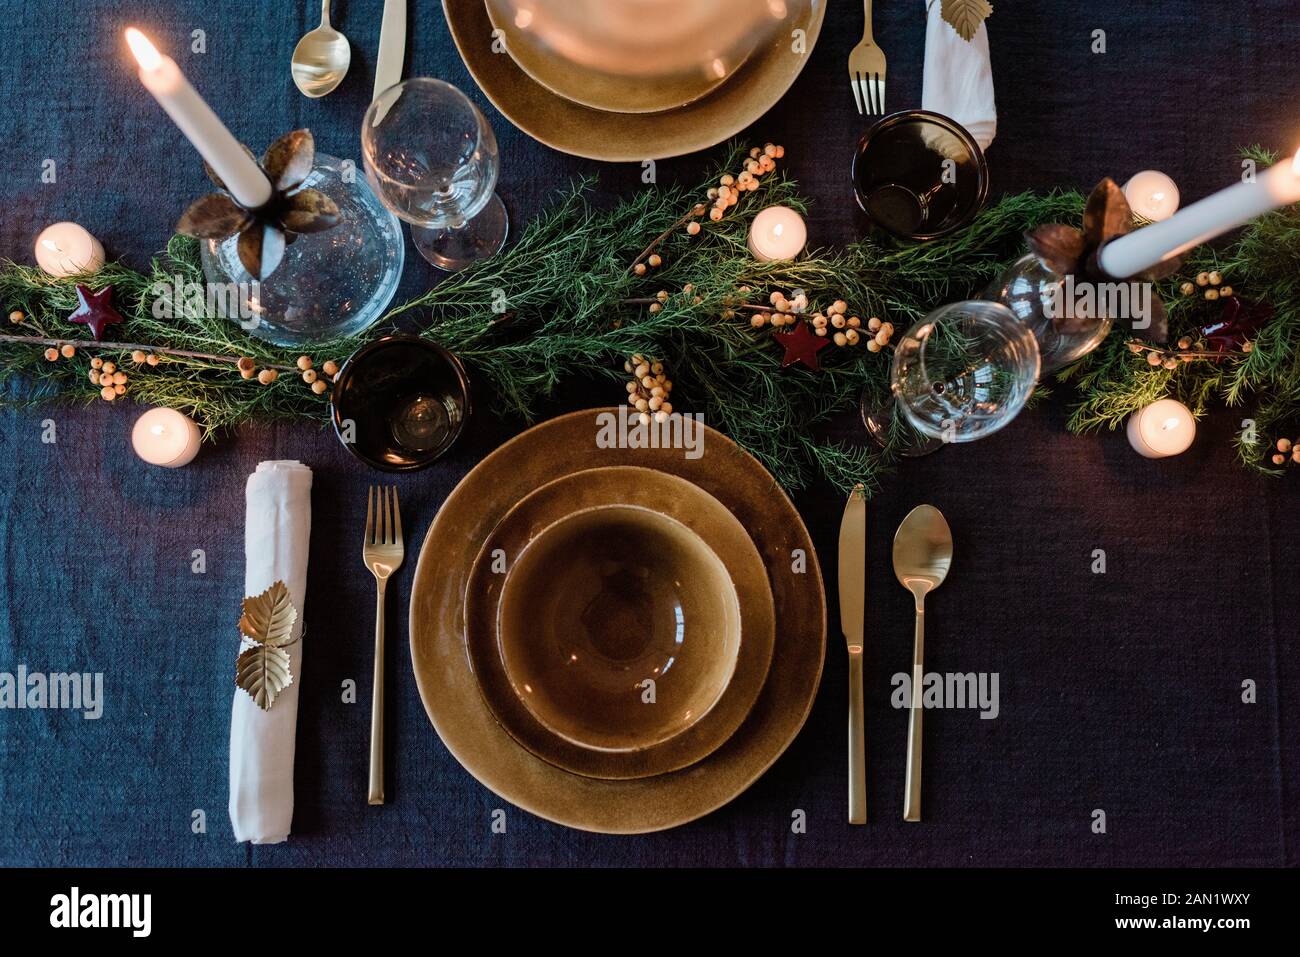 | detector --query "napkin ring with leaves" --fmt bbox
[235,581,302,711]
